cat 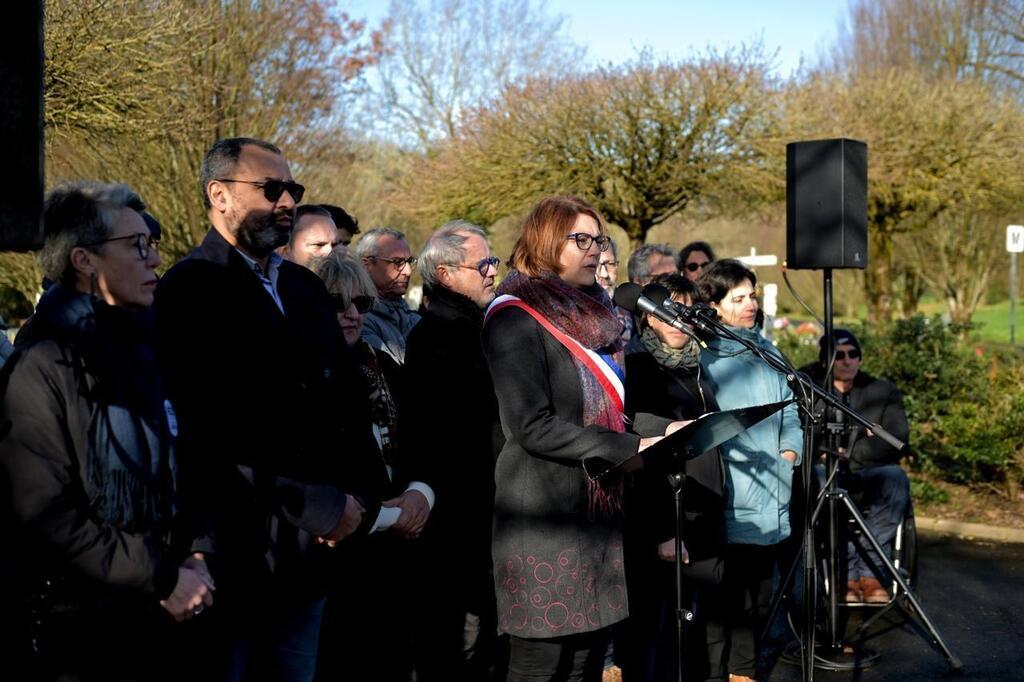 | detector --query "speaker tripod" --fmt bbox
[765,268,962,680]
